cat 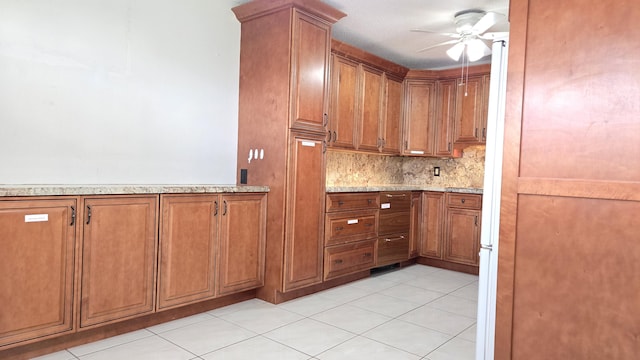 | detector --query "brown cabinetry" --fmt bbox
[233,1,344,302]
[453,75,490,144]
[284,135,327,291]
[403,79,436,156]
[329,40,408,154]
[328,54,358,149]
[377,191,411,266]
[434,79,456,156]
[0,198,77,347]
[409,192,422,258]
[420,192,445,259]
[443,193,481,266]
[80,196,158,328]
[157,193,266,309]
[324,192,379,280]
